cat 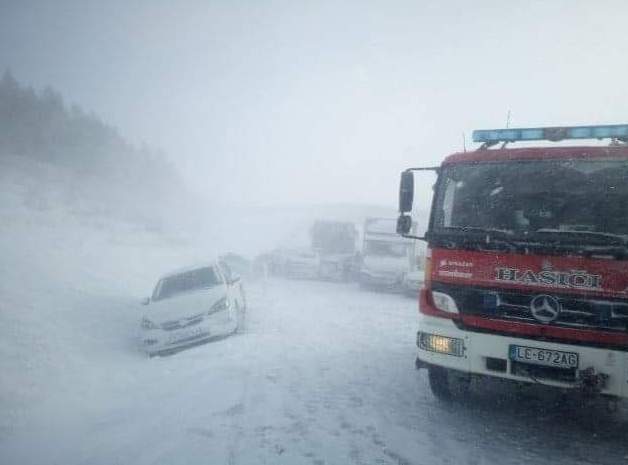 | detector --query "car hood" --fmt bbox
[145,285,227,324]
